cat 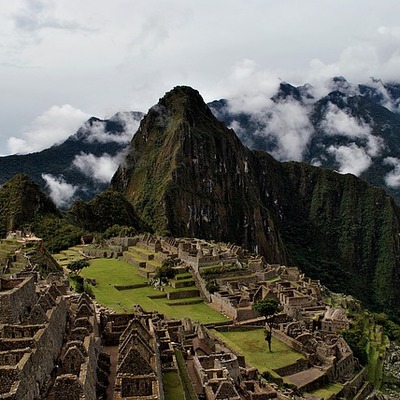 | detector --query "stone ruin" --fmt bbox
[109,234,364,396]
[0,274,108,400]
